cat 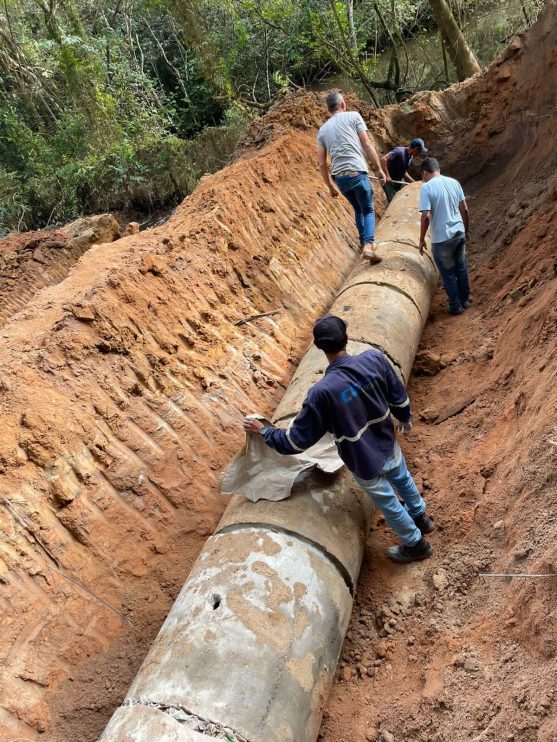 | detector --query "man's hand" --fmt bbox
[418,239,426,256]
[395,420,413,436]
[378,169,387,185]
[243,417,265,435]
[318,144,339,199]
